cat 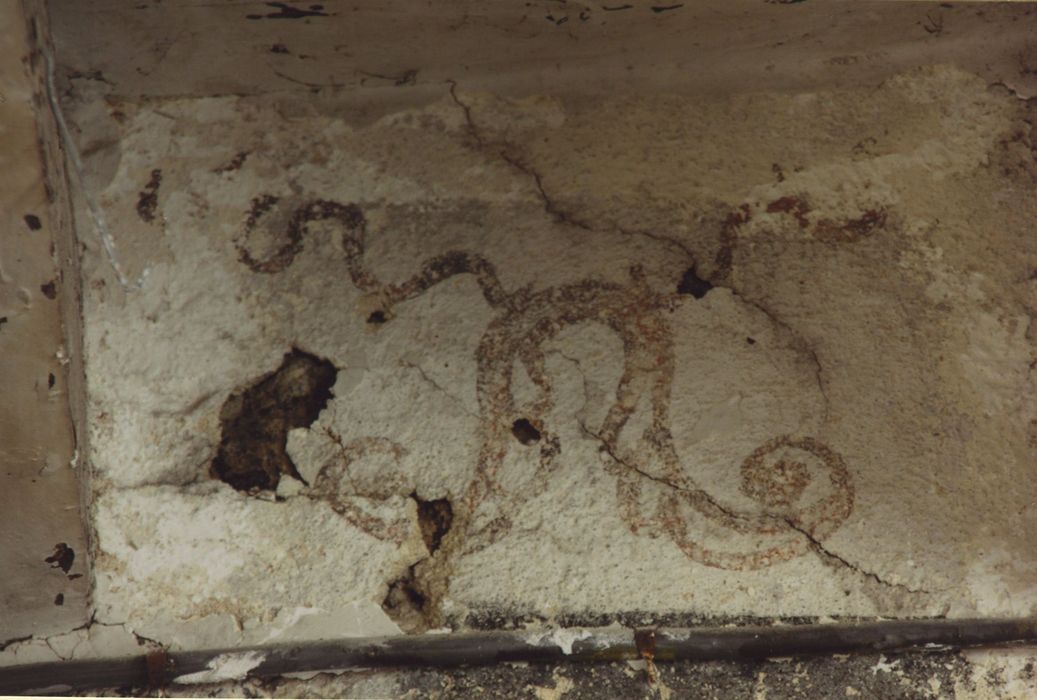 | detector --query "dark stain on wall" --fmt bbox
[511,418,542,445]
[44,542,75,573]
[246,2,329,20]
[136,169,162,223]
[211,348,337,492]
[238,196,364,274]
[415,495,453,553]
[676,264,714,299]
